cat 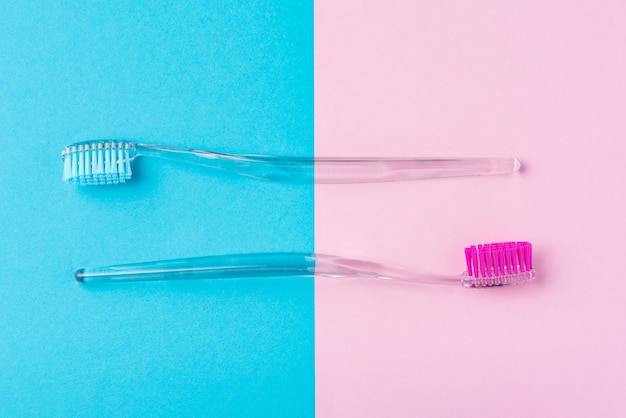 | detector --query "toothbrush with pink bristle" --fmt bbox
[75,241,535,288]
[61,140,521,185]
